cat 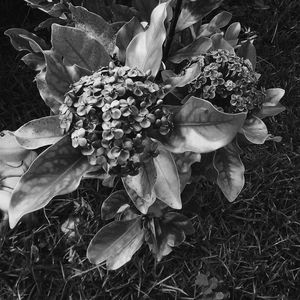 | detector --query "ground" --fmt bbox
[0,0,299,299]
